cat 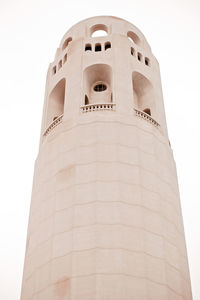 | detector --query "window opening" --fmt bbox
[145,57,150,66]
[95,44,101,52]
[105,42,111,50]
[52,66,56,75]
[63,53,67,63]
[92,30,107,37]
[85,44,92,51]
[132,72,155,113]
[84,64,112,105]
[131,47,135,56]
[62,37,72,50]
[85,95,89,105]
[143,108,151,116]
[90,24,108,37]
[94,83,107,92]
[137,52,142,61]
[47,78,65,126]
[127,31,140,45]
